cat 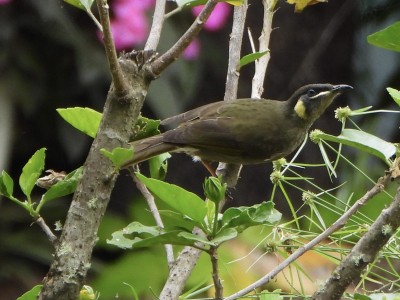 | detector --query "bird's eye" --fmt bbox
[307,89,316,97]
